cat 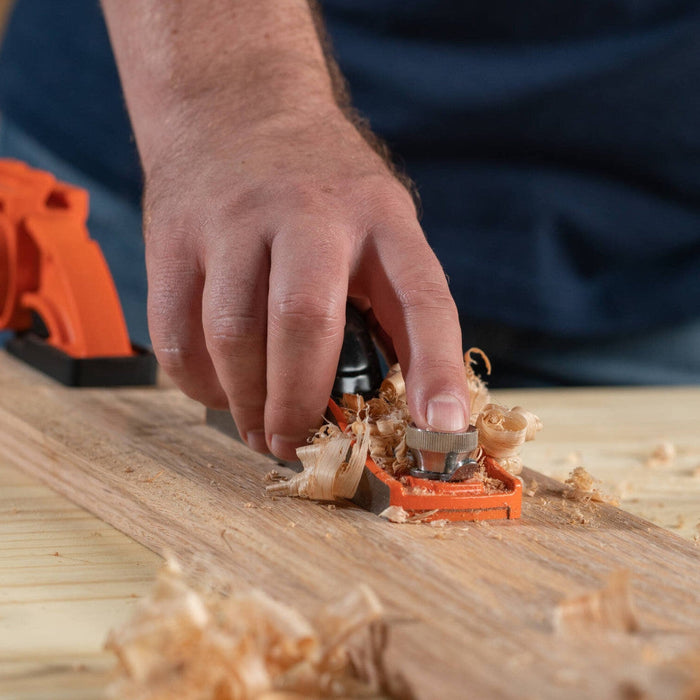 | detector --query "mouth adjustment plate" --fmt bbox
[405,424,479,481]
